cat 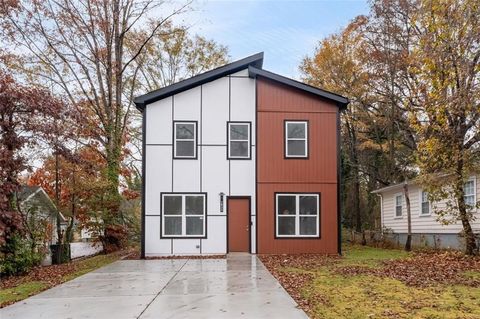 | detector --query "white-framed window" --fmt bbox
[227,122,251,159]
[395,194,403,217]
[285,121,308,158]
[161,193,206,237]
[464,178,476,208]
[173,121,197,159]
[276,193,319,237]
[420,190,430,216]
